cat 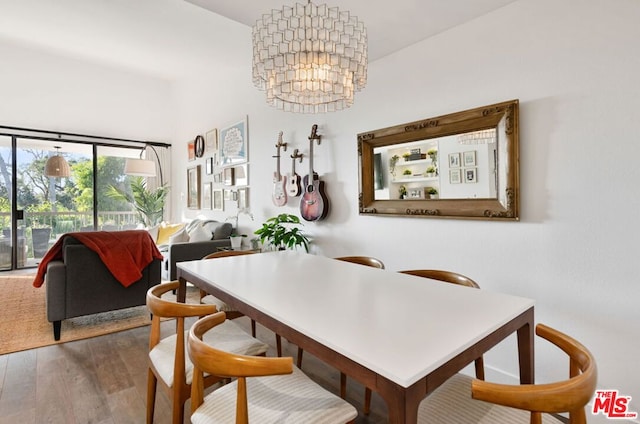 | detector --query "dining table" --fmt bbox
[177,250,535,424]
